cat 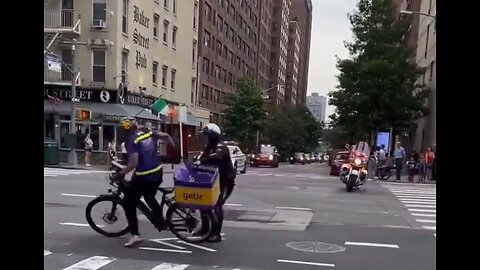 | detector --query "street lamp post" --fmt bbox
[400,10,436,31]
[68,39,78,166]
